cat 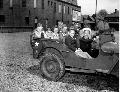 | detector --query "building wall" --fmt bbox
[0,0,13,26]
[0,0,81,28]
